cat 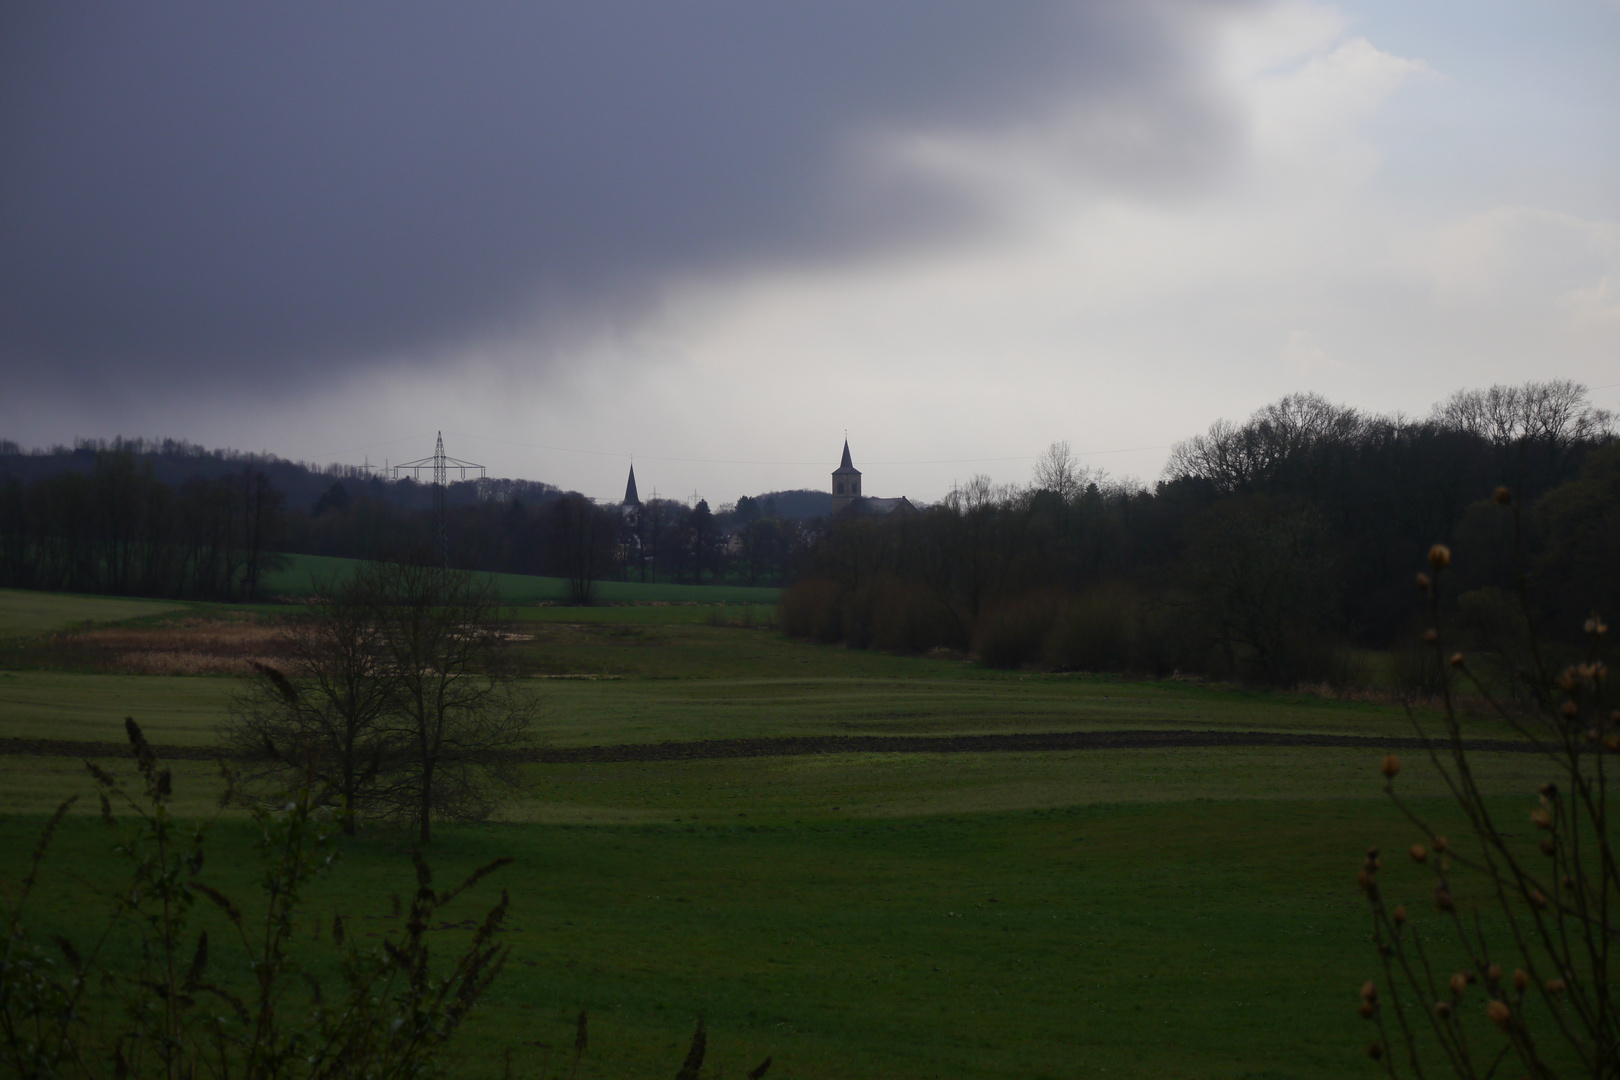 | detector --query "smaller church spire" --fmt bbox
[831,437,861,514]
[623,462,640,506]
